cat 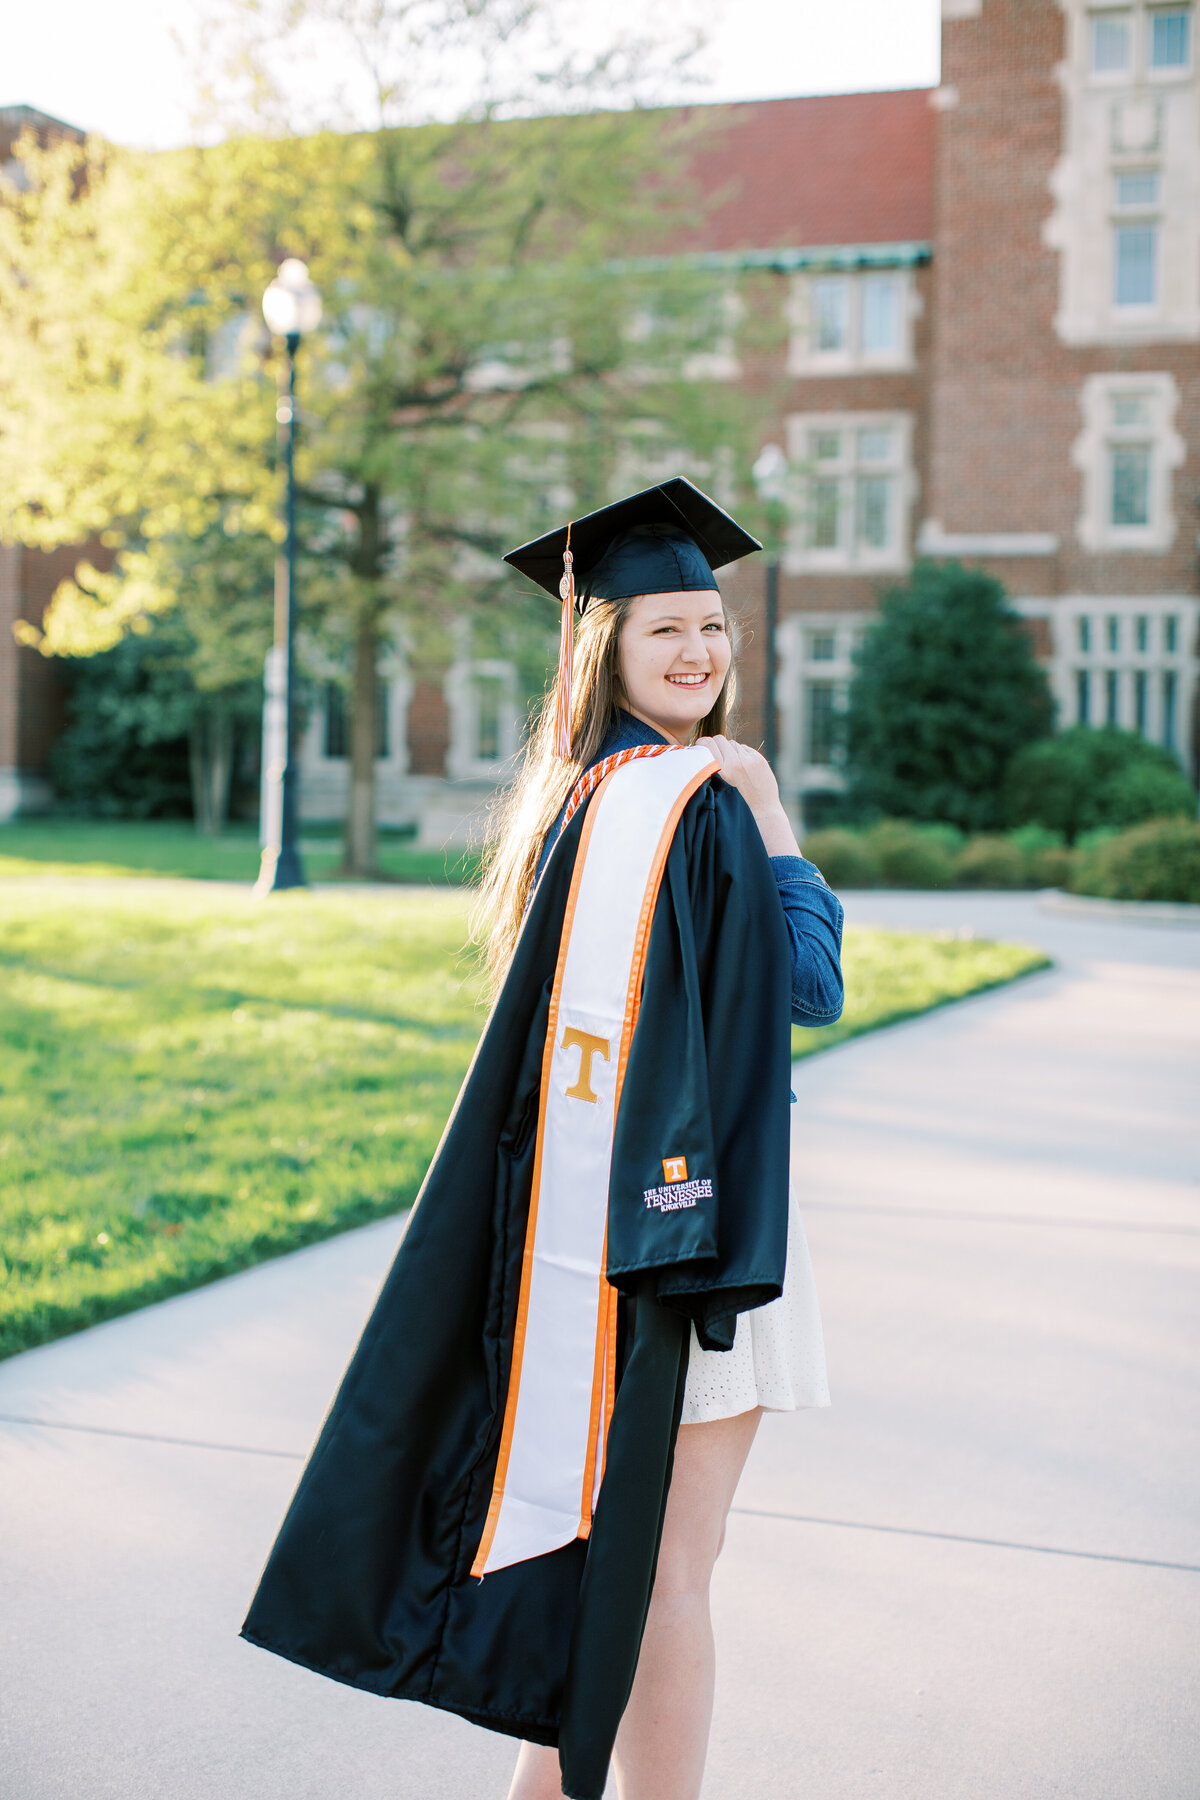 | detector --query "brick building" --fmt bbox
[3,0,1198,832]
